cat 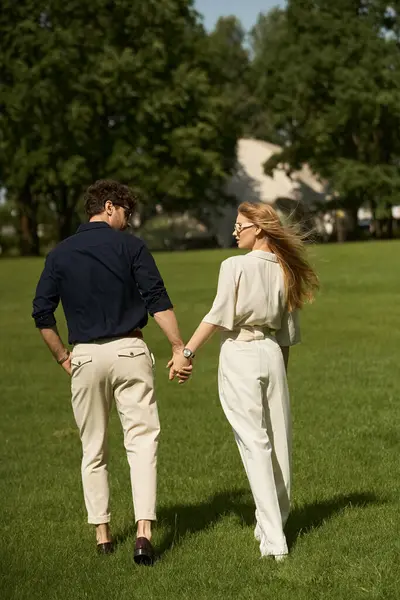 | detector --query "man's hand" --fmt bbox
[167,351,193,384]
[61,355,72,377]
[39,327,72,376]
